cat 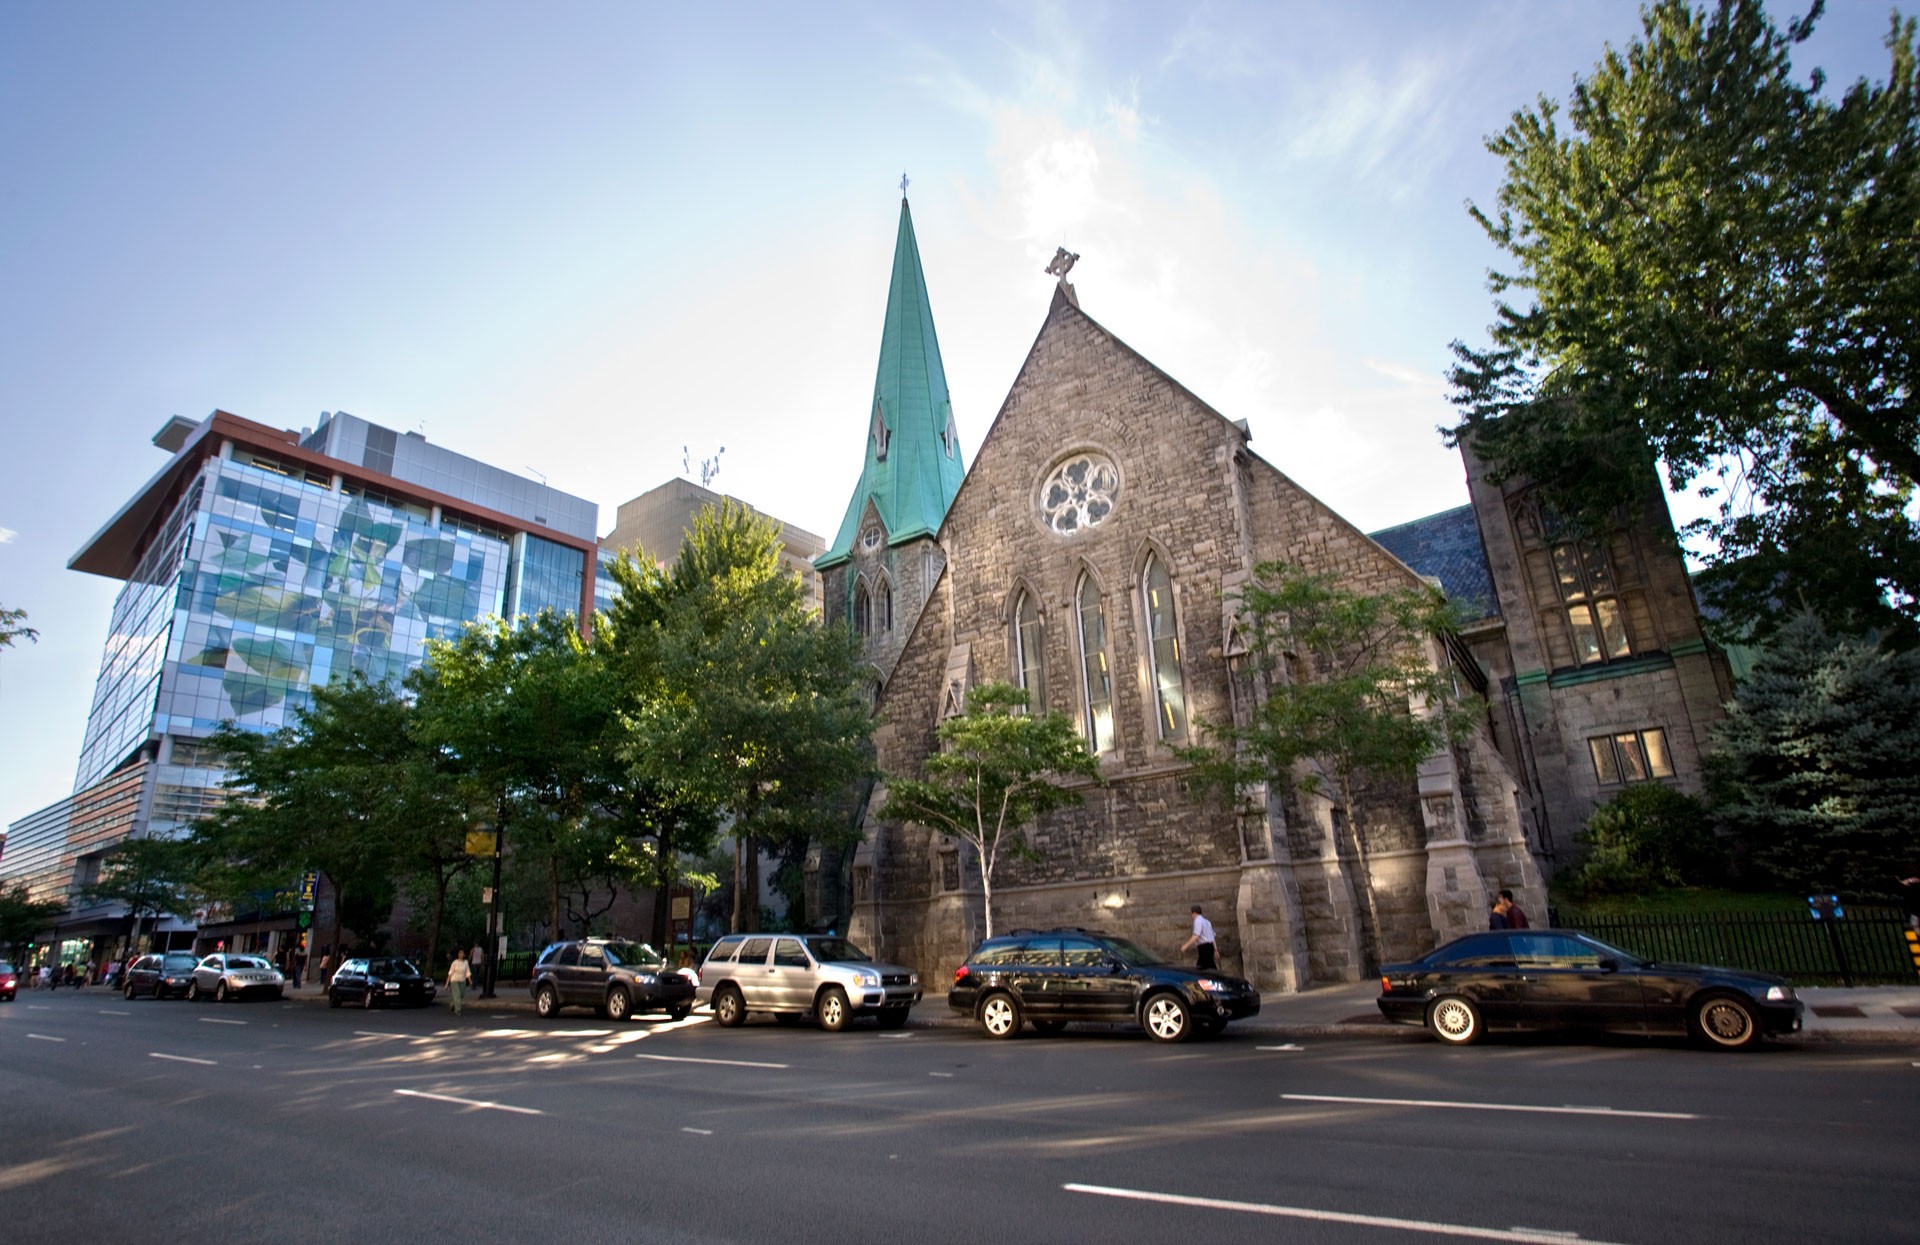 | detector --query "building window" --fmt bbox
[1076,575,1115,753]
[876,577,894,632]
[1011,589,1046,711]
[1140,554,1187,740]
[871,399,889,462]
[1589,727,1674,784]
[1553,541,1629,665]
[1041,453,1120,534]
[853,580,872,636]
